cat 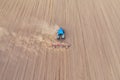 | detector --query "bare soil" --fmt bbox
[0,0,120,80]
